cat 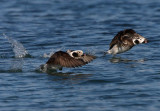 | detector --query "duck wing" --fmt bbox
[109,31,124,49]
[109,32,135,49]
[46,51,89,68]
[80,54,96,63]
